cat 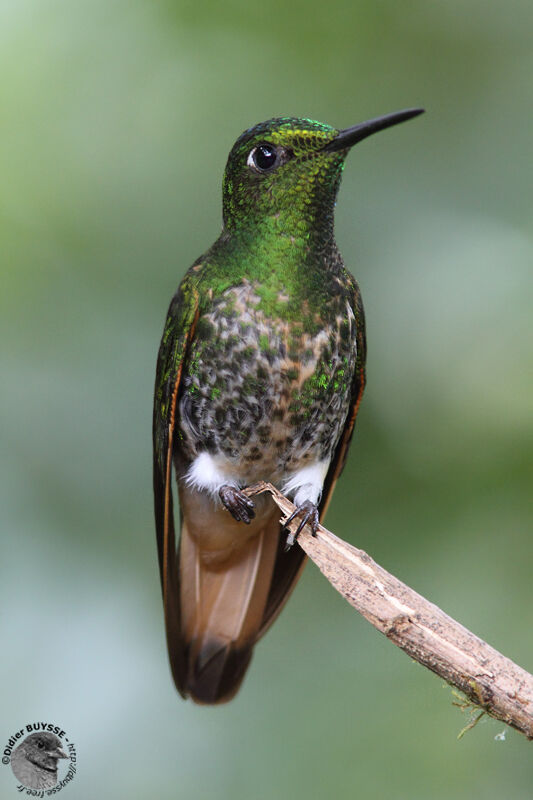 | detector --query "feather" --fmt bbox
[175,484,281,703]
